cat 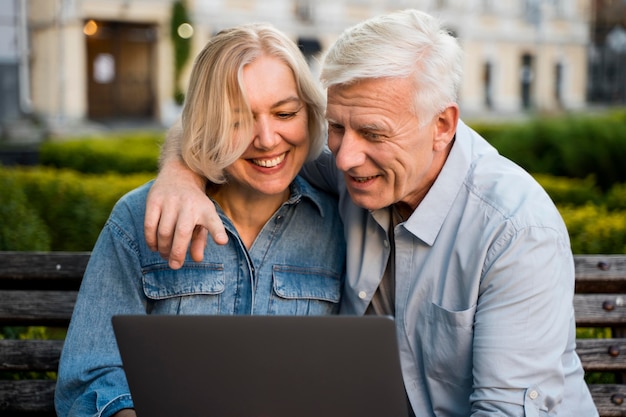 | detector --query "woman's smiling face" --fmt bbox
[223,55,309,199]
